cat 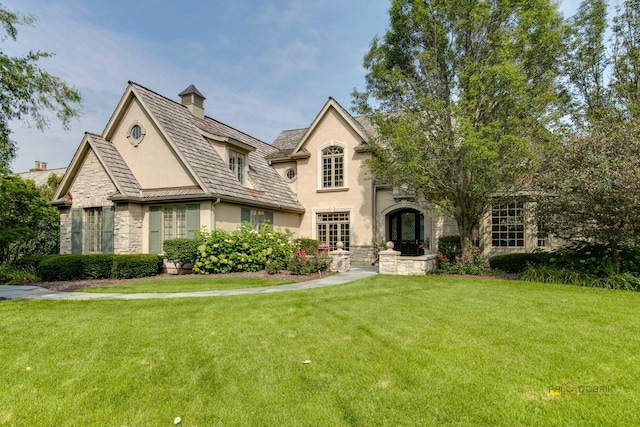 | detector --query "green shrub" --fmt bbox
[83,255,114,279]
[287,250,331,275]
[111,255,162,279]
[163,238,202,273]
[193,224,293,274]
[14,255,52,271]
[438,235,462,262]
[292,238,321,255]
[488,252,553,274]
[37,255,86,281]
[33,254,161,281]
[432,245,490,275]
